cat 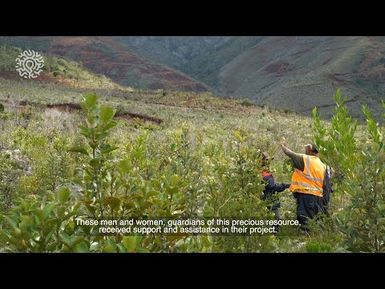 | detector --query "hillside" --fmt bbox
[0,36,209,92]
[1,36,385,120]
[110,36,385,119]
[0,74,309,253]
[215,36,385,118]
[115,36,263,86]
[0,44,132,91]
[0,45,132,91]
[0,37,384,253]
[0,70,384,253]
